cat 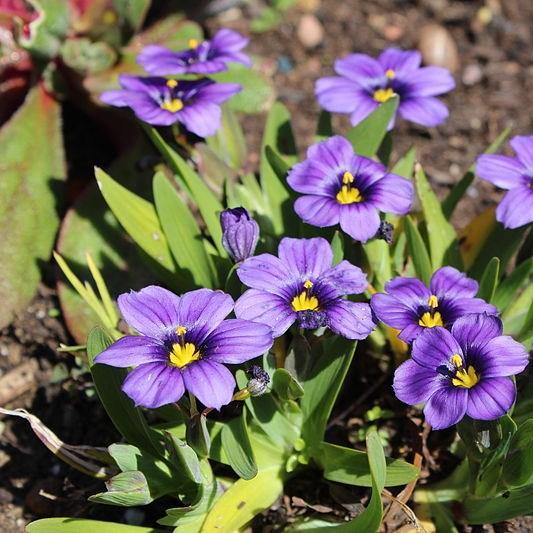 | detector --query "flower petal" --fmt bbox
[378,49,422,75]
[294,195,341,227]
[393,359,446,405]
[443,297,498,324]
[406,66,455,97]
[398,96,449,127]
[412,327,462,370]
[178,102,222,137]
[95,336,168,368]
[137,45,187,75]
[349,97,380,127]
[385,277,430,302]
[278,237,333,279]
[181,360,235,410]
[466,377,516,421]
[370,293,419,331]
[237,253,293,297]
[195,82,242,104]
[177,289,234,345]
[423,386,468,429]
[315,76,362,113]
[339,202,381,242]
[118,286,181,337]
[430,266,478,299]
[451,313,503,351]
[475,154,525,190]
[475,336,529,378]
[306,135,354,171]
[334,53,384,84]
[366,172,414,215]
[316,260,368,301]
[122,362,185,409]
[325,300,375,340]
[234,289,296,338]
[204,319,273,364]
[510,135,533,169]
[496,186,533,229]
